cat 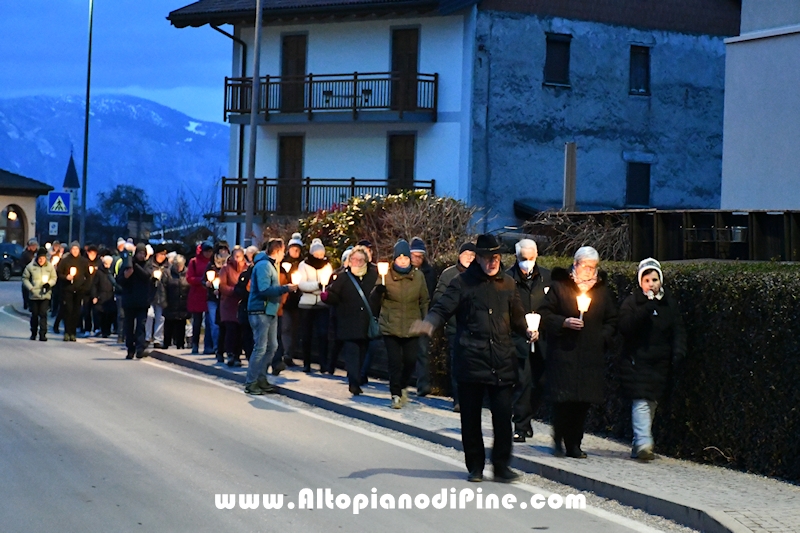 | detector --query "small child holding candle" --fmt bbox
[618,258,686,461]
